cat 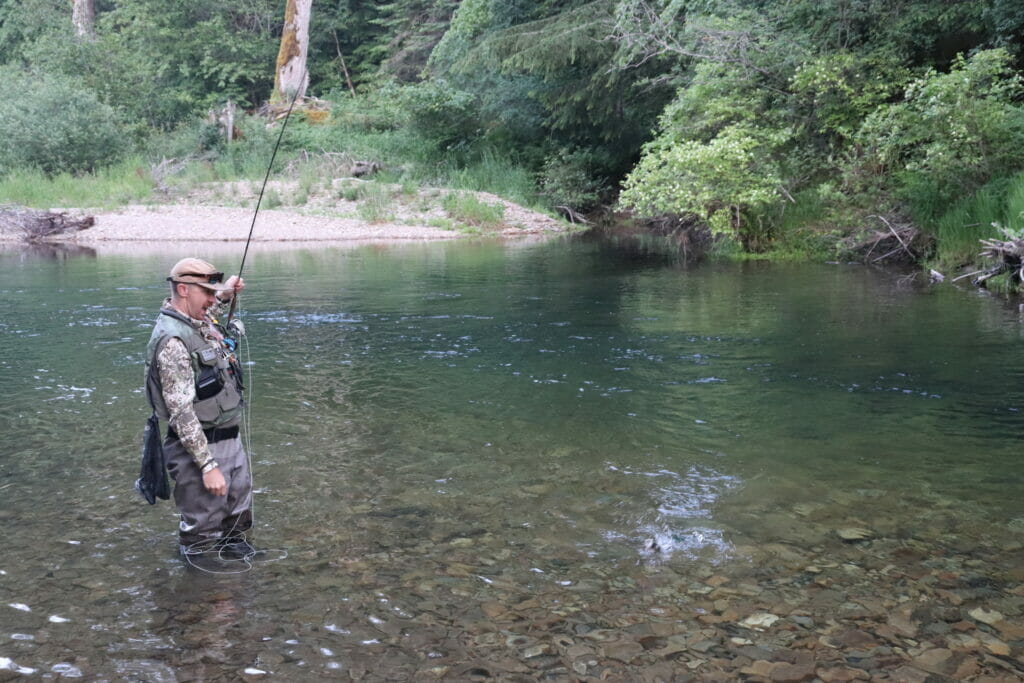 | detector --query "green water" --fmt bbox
[0,238,1021,678]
